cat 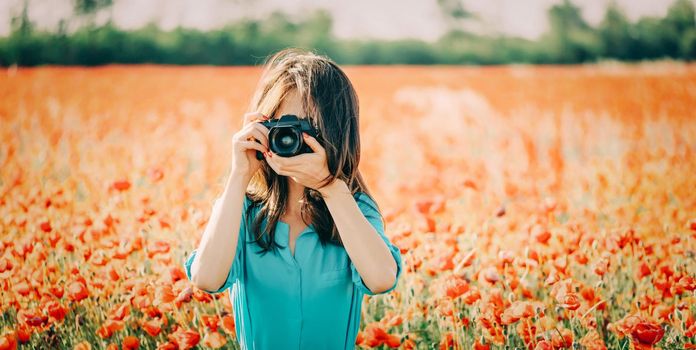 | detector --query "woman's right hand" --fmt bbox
[231,112,271,179]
